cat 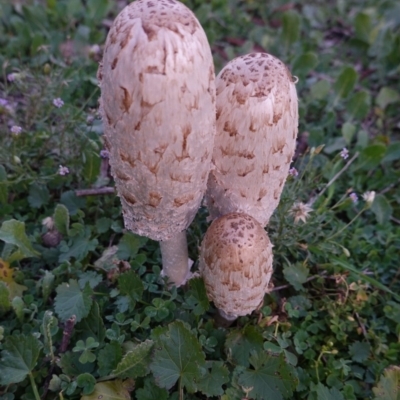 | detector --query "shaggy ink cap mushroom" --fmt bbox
[206,52,298,226]
[199,212,273,319]
[98,0,216,287]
